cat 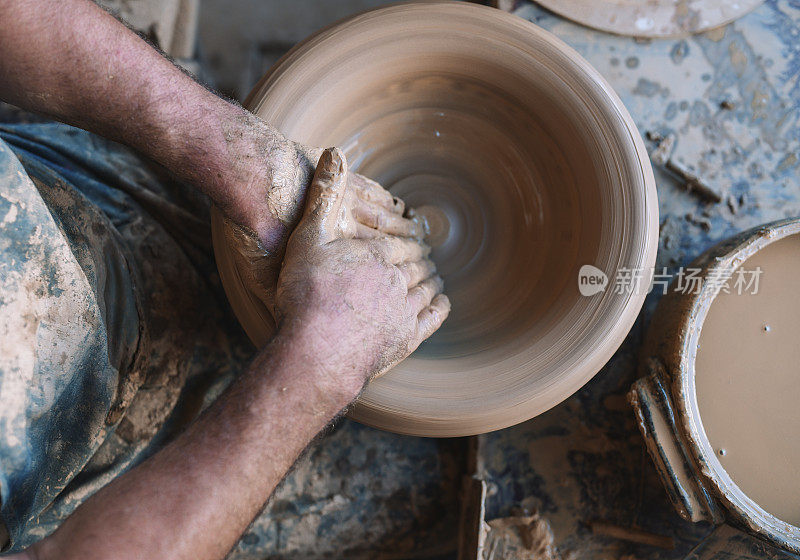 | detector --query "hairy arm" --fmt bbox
[0,0,290,242]
[0,0,416,250]
[19,325,358,560]
[0,0,421,320]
